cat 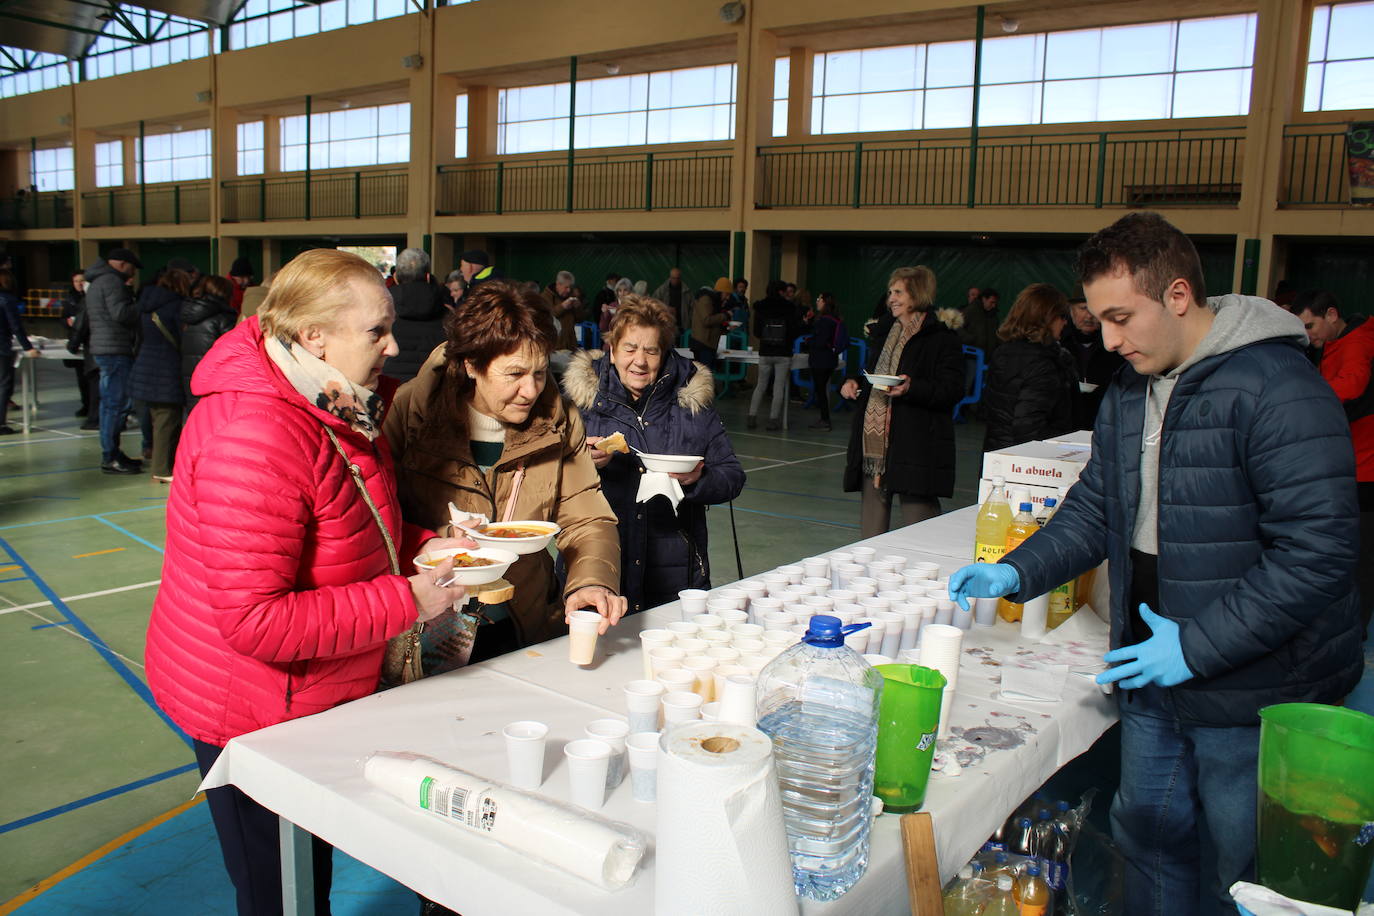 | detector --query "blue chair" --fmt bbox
[953,345,986,422]
[576,321,601,350]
